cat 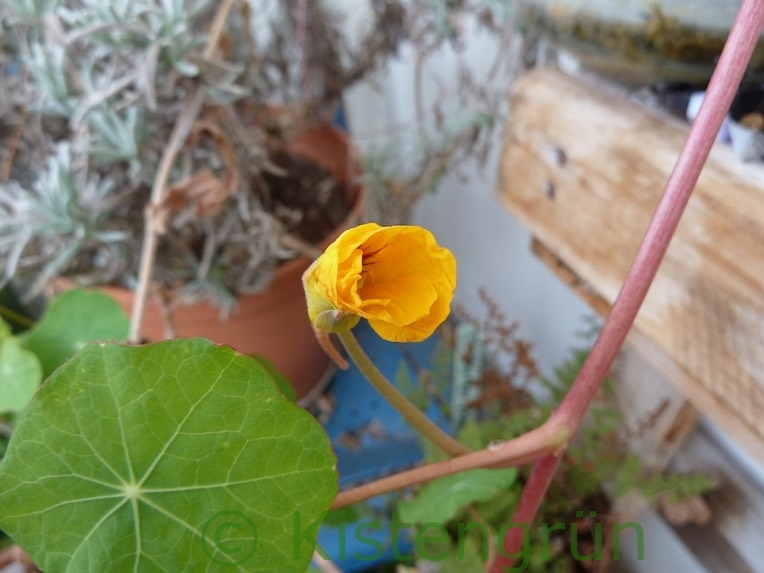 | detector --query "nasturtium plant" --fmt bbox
[0,339,338,572]
[22,288,130,378]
